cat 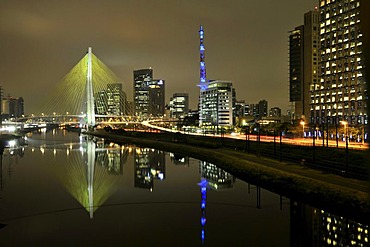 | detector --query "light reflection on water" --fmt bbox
[0,129,368,246]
